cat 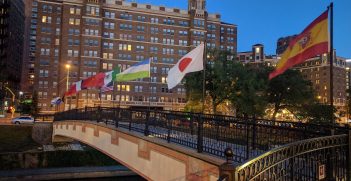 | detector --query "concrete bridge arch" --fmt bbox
[53,121,224,181]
